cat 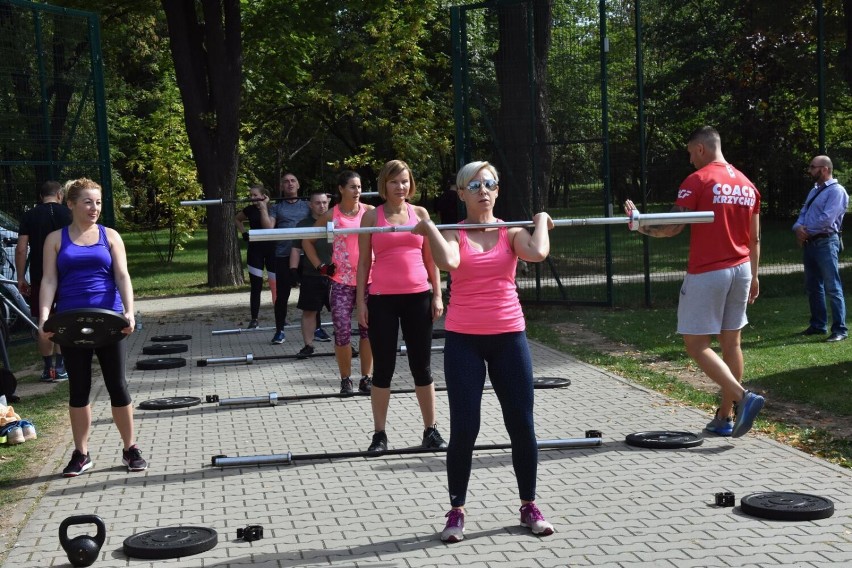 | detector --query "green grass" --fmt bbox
[123,230,248,298]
